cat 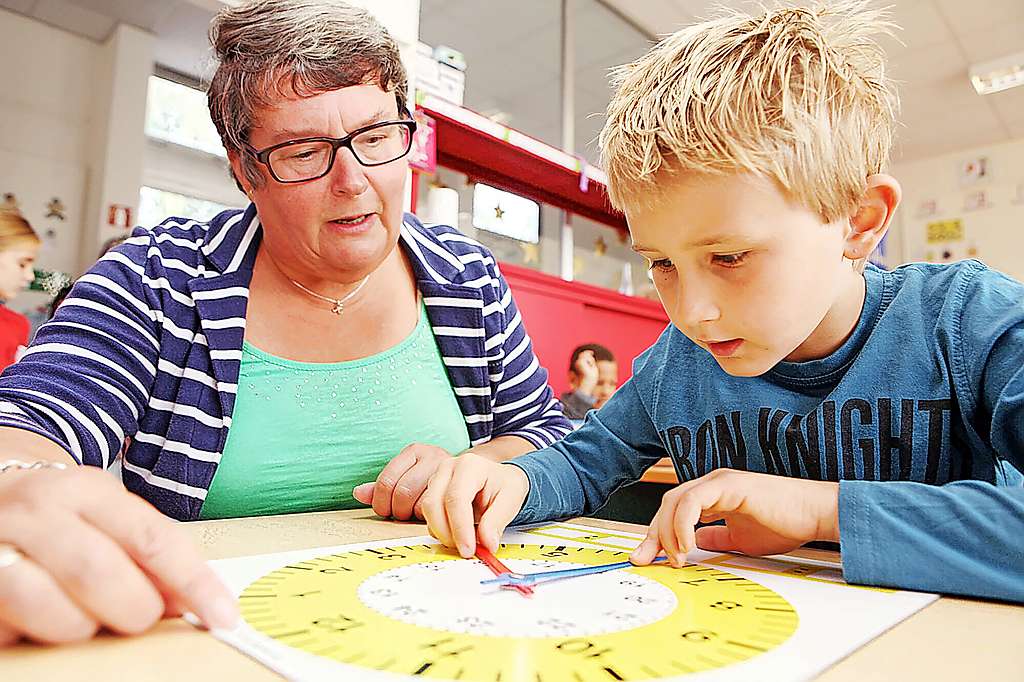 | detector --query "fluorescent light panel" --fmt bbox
[969,51,1024,95]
